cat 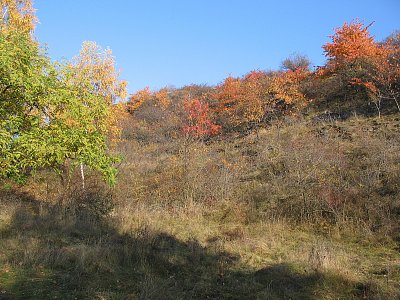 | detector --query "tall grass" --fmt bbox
[0,114,399,299]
